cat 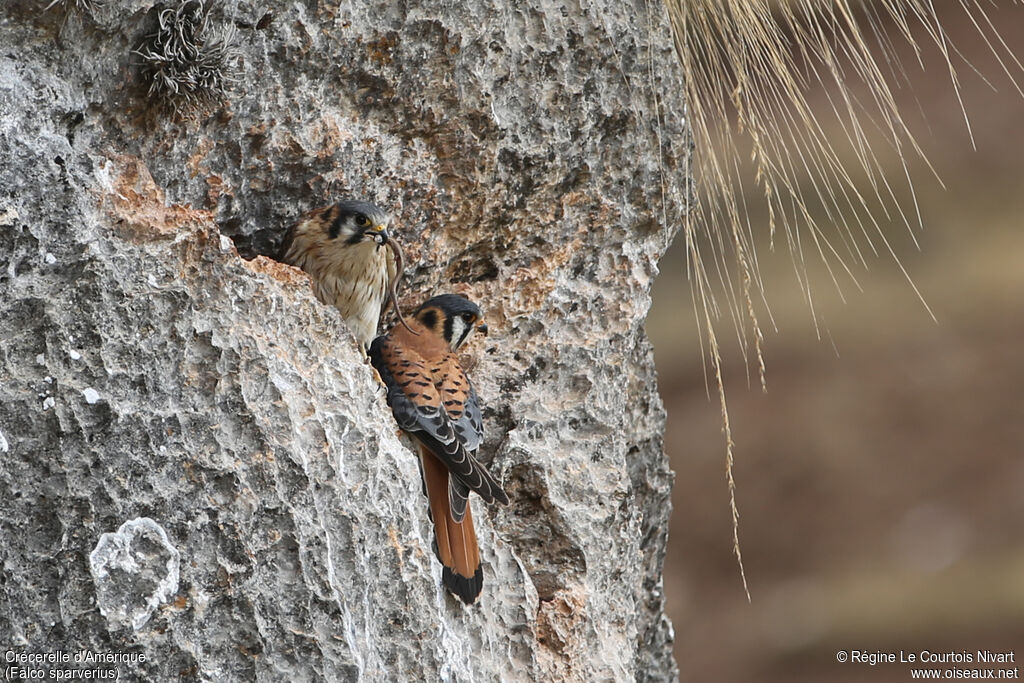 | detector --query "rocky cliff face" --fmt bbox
[0,0,687,679]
